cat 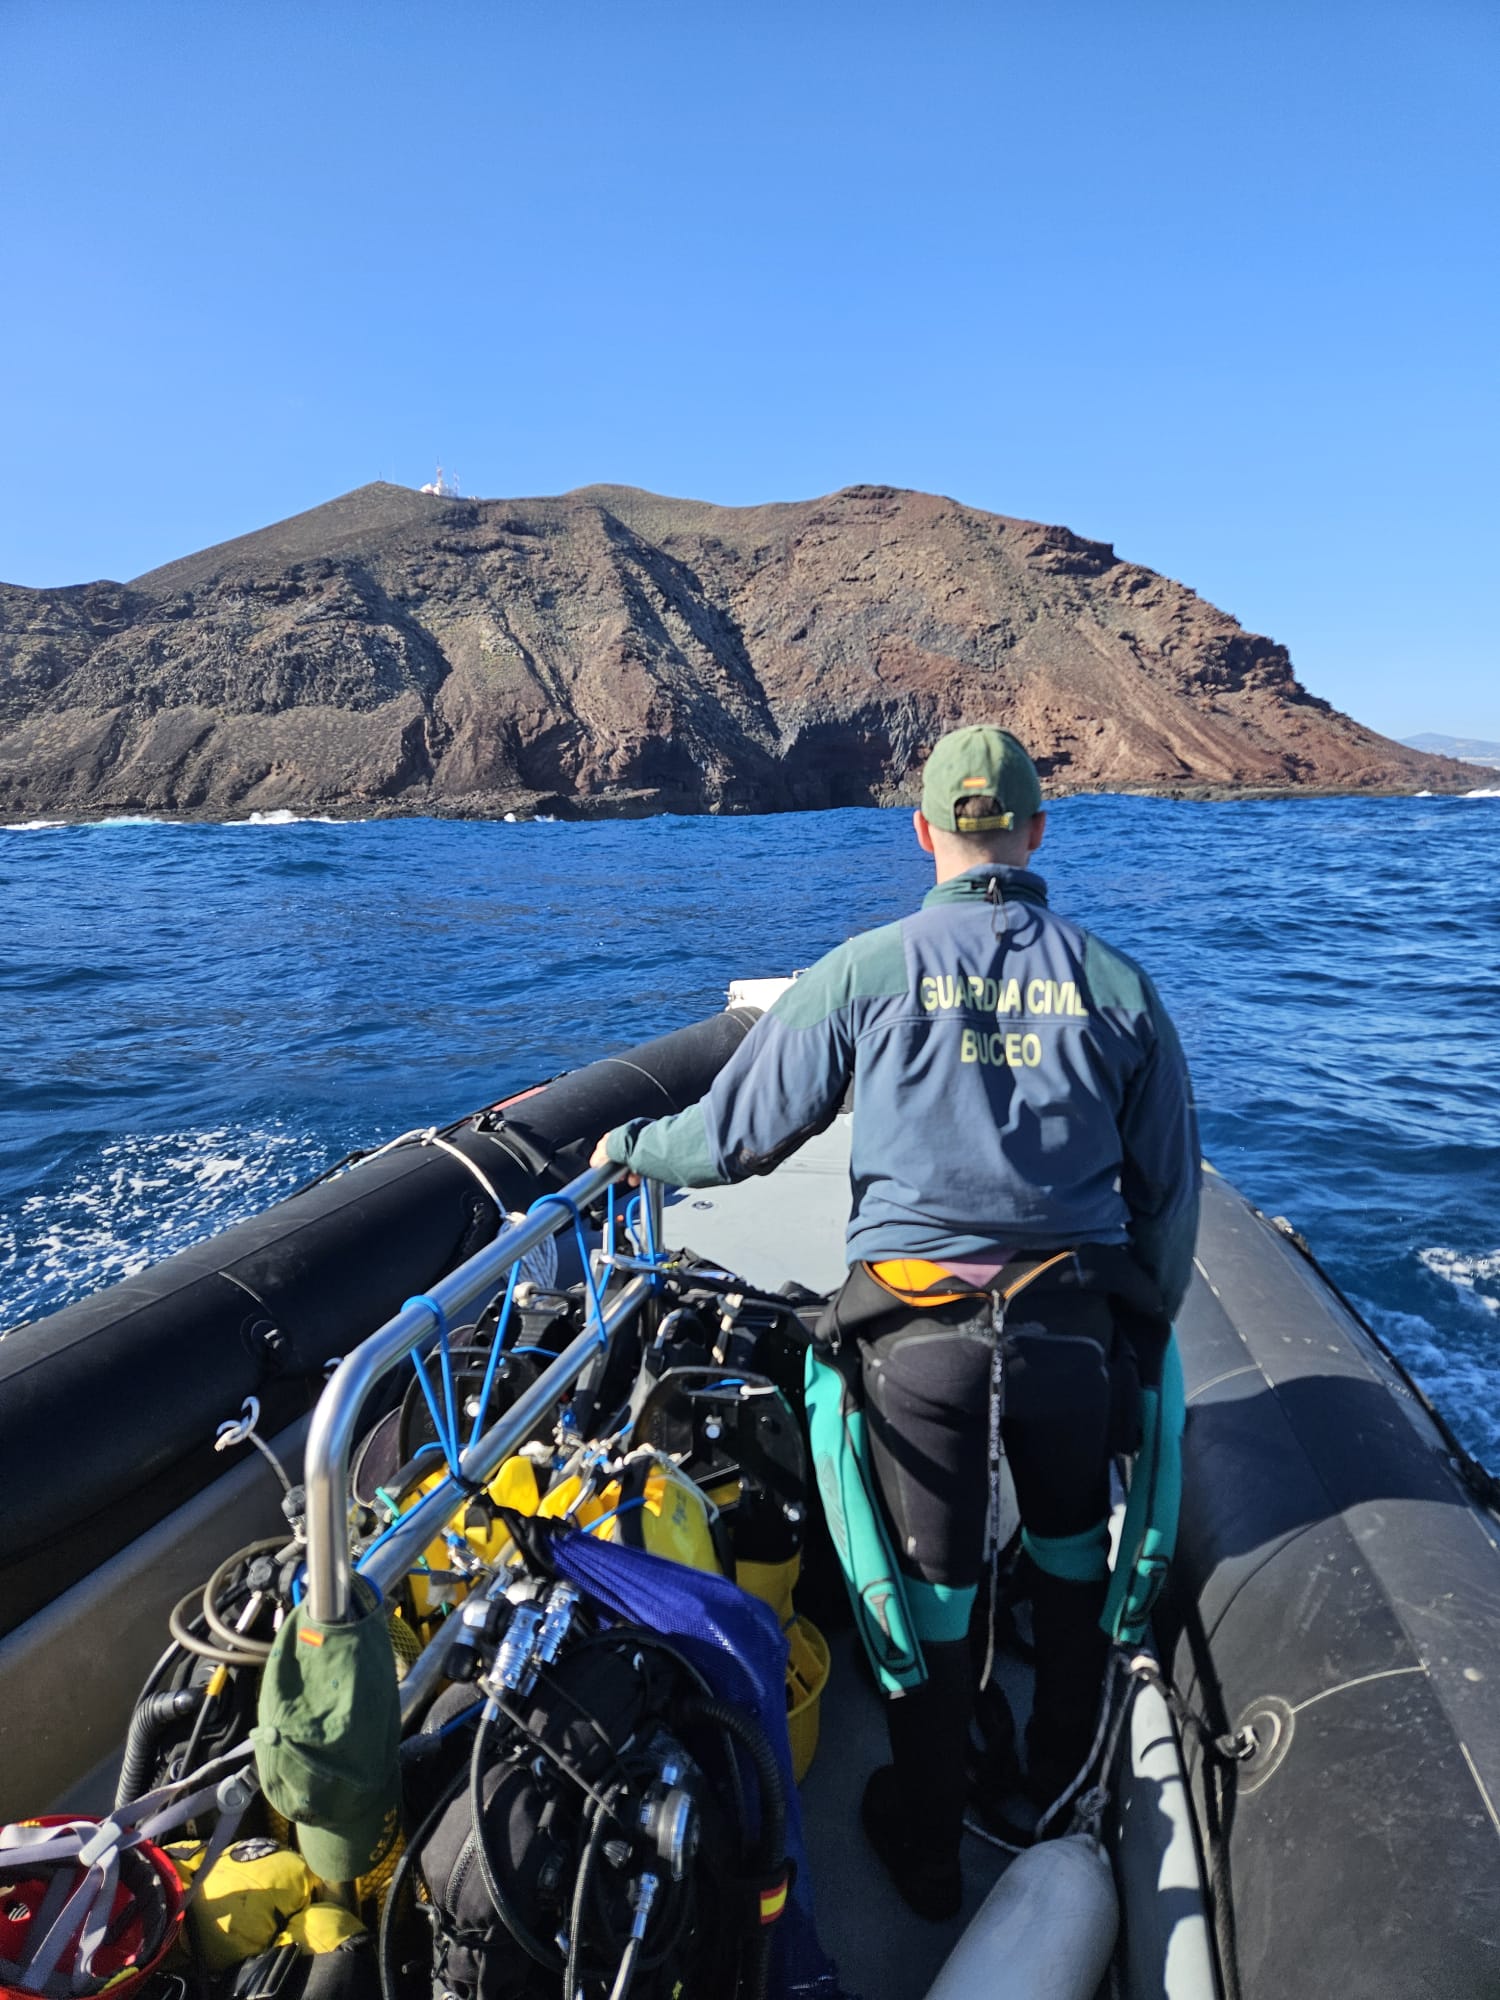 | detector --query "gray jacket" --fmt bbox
[608,863,1201,1317]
